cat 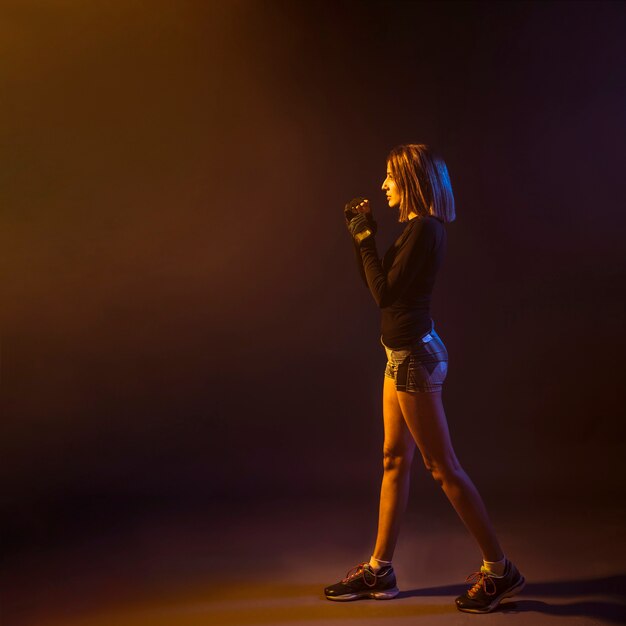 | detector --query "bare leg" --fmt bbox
[372,376,417,561]
[396,389,504,562]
